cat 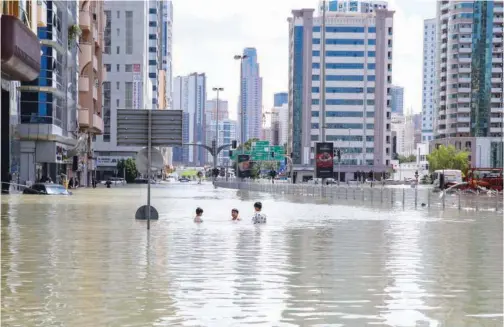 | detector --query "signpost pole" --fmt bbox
[147,110,152,230]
